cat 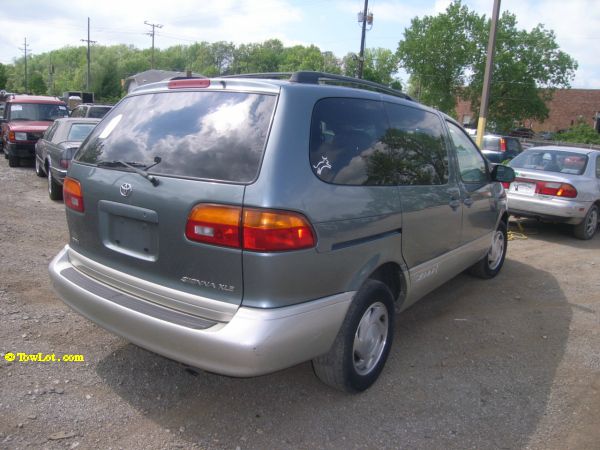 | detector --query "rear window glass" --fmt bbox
[482,137,499,151]
[76,91,276,183]
[67,123,97,141]
[510,149,588,175]
[88,106,111,118]
[9,103,68,121]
